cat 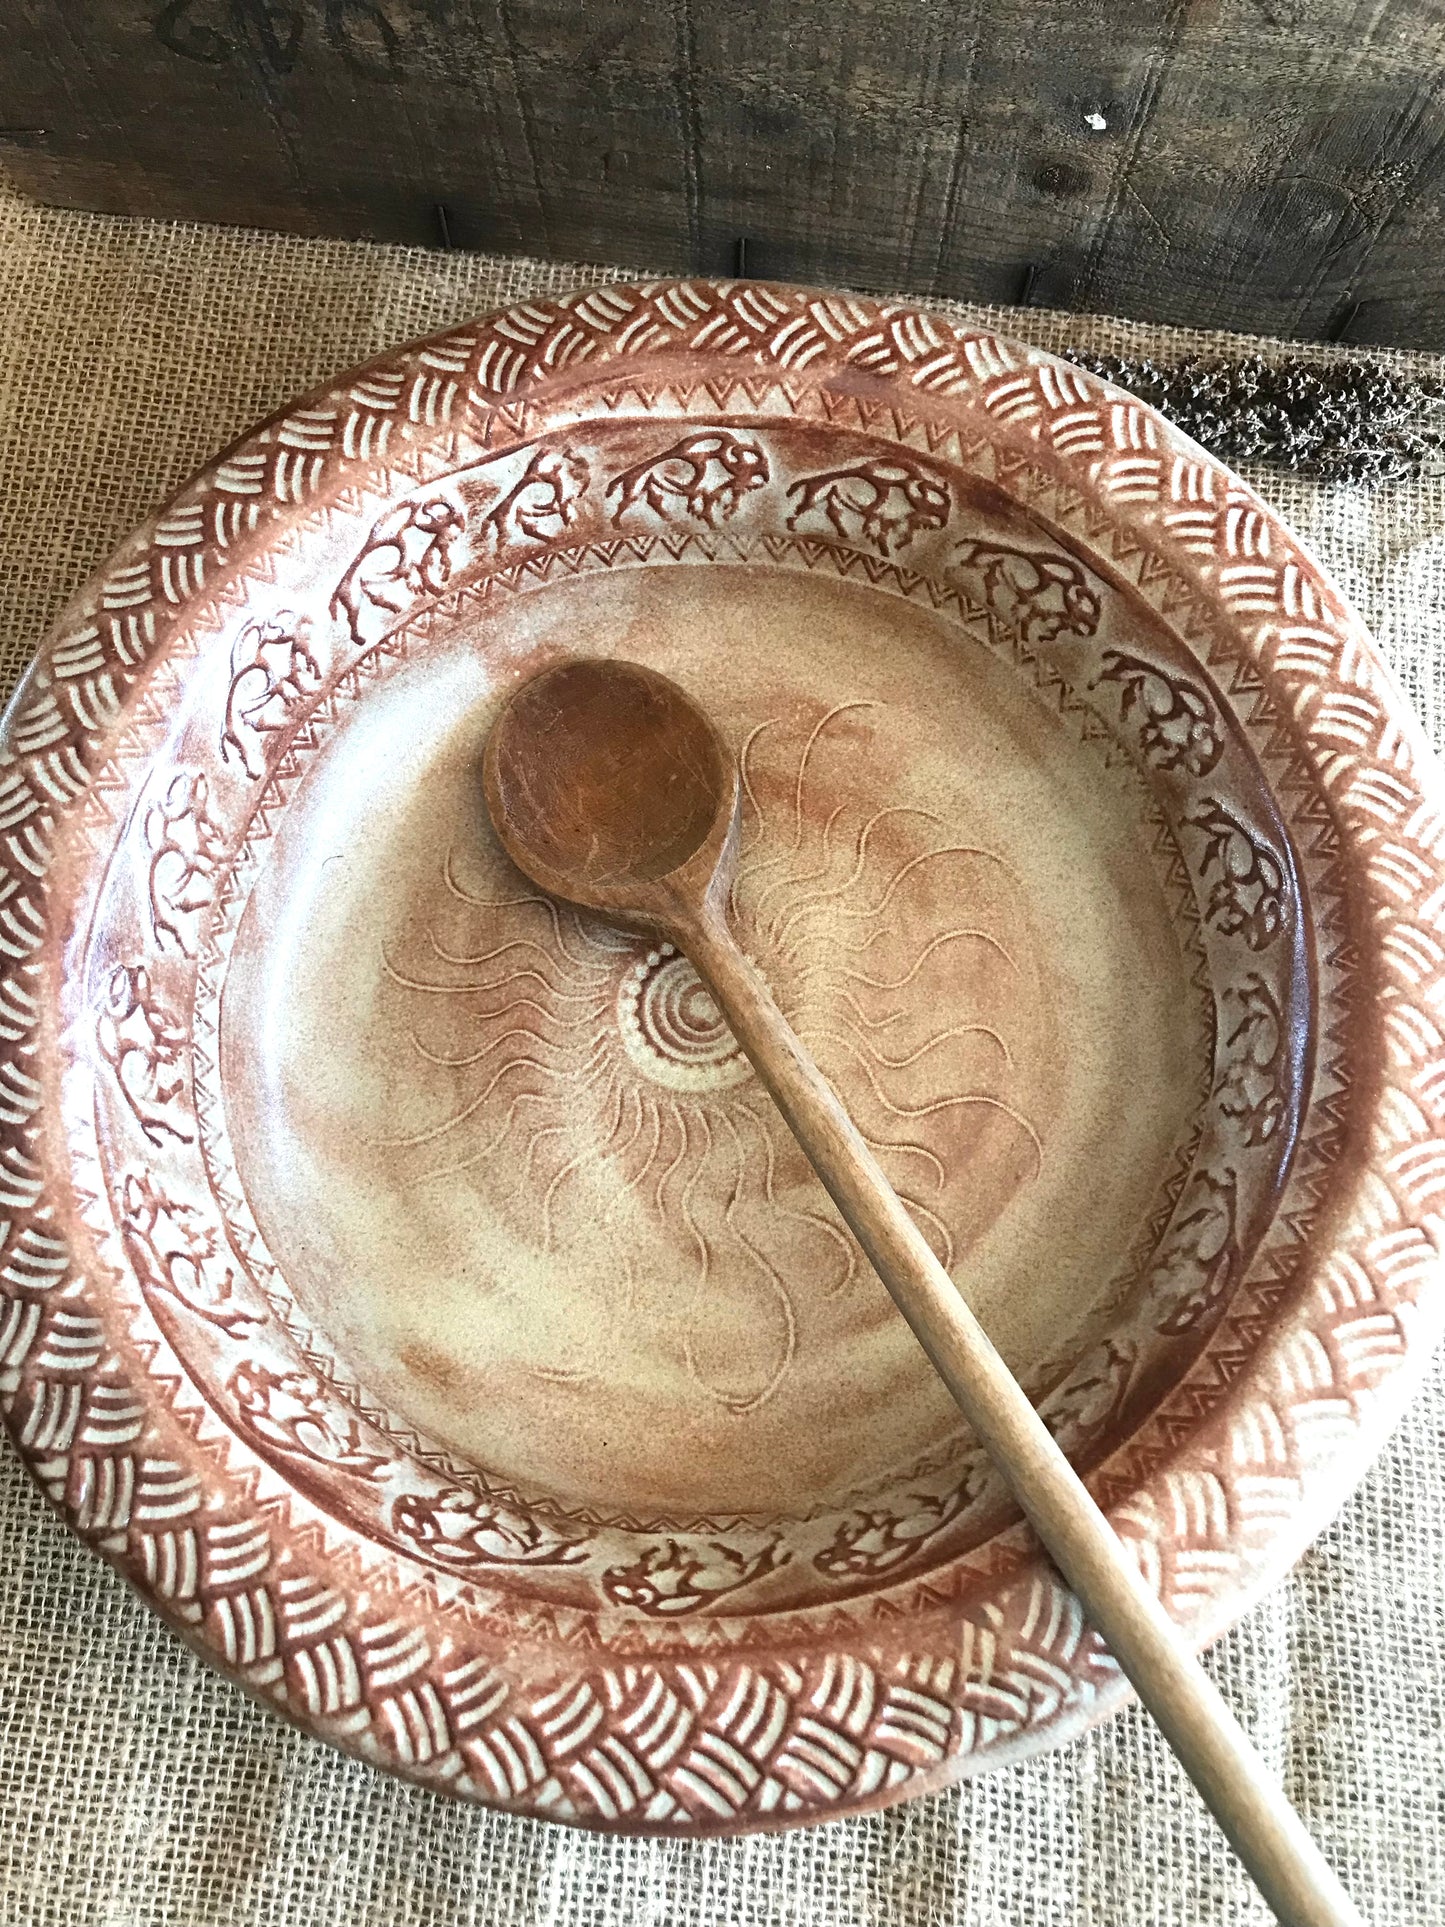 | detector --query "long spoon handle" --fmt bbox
[680,902,1363,1927]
